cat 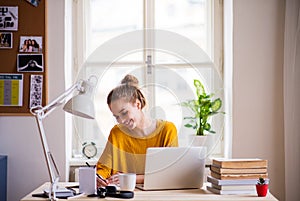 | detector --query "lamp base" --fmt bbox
[44,188,75,200]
